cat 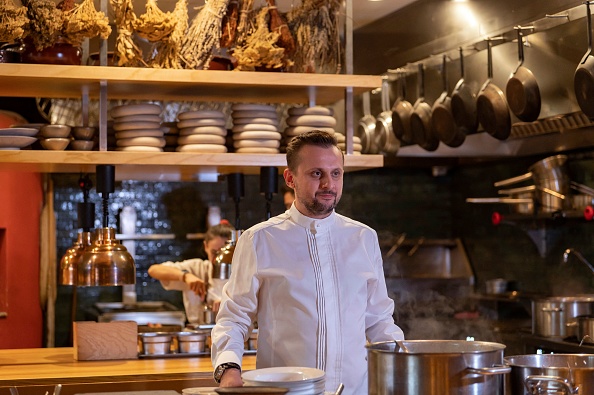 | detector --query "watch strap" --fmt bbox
[214,362,241,383]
